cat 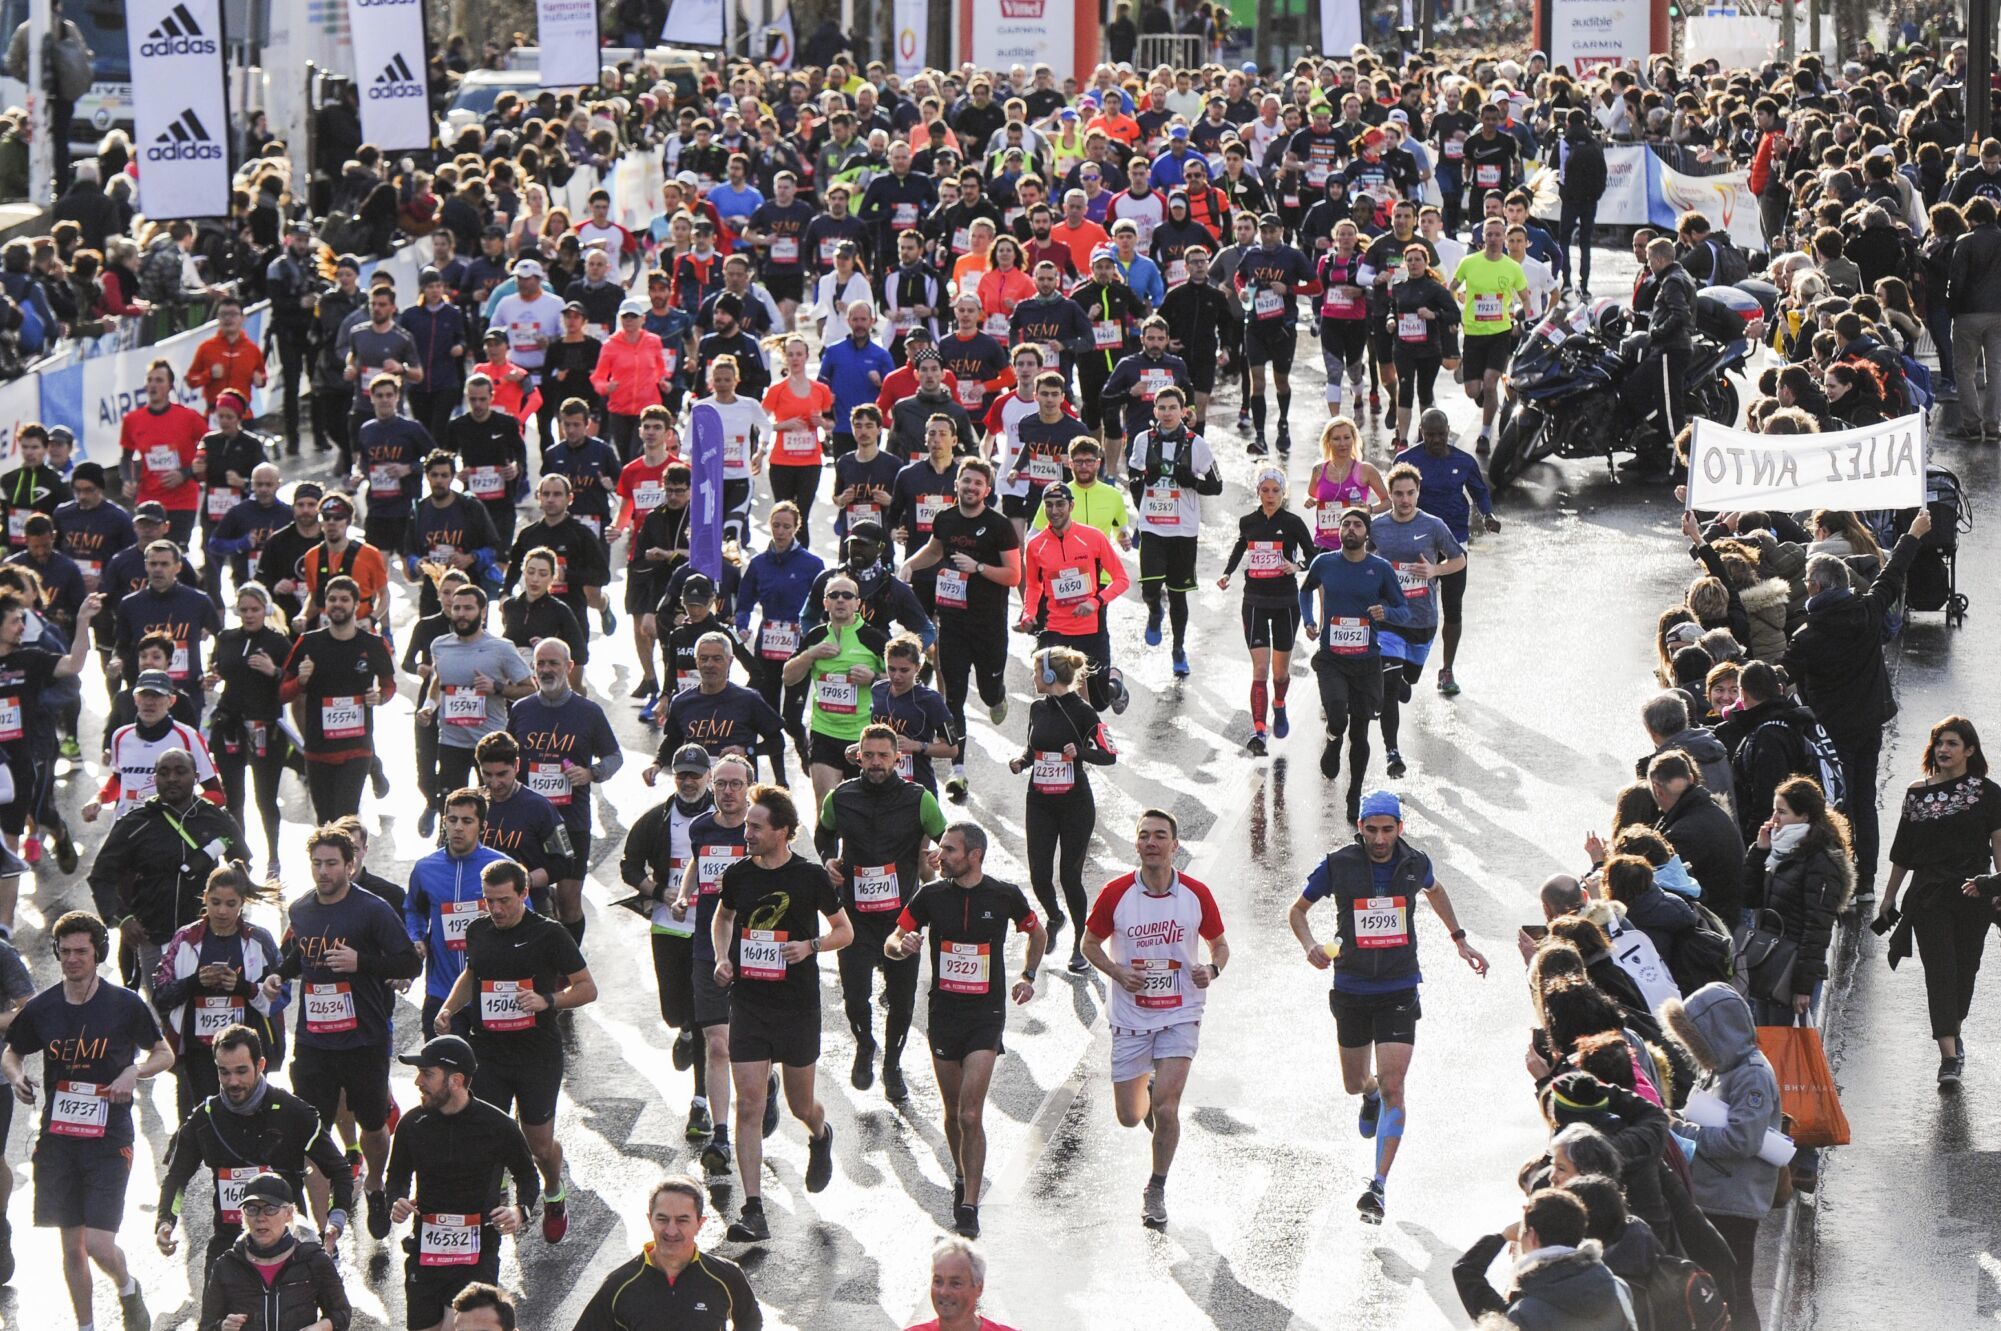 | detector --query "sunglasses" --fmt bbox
[825,590,858,600]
